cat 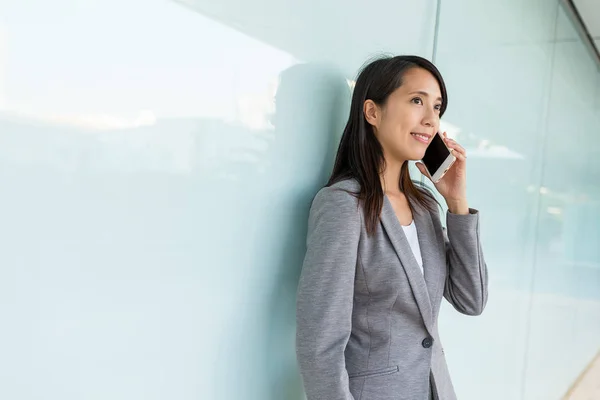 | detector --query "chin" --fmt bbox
[408,150,426,161]
[392,145,425,163]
